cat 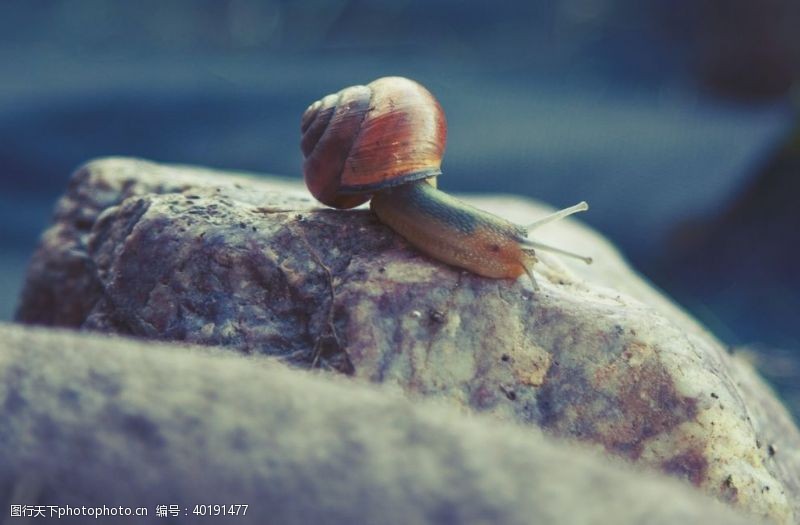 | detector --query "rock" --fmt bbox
[665,116,800,350]
[16,157,800,523]
[674,0,800,100]
[0,322,762,525]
